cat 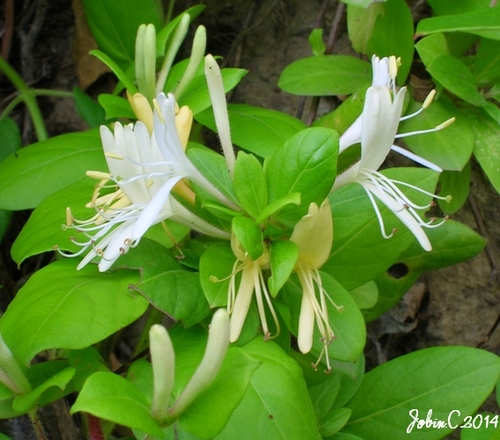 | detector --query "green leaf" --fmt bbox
[0,210,11,241]
[73,87,106,128]
[308,374,341,420]
[89,50,137,94]
[344,0,379,7]
[415,33,450,68]
[342,346,500,439]
[475,38,500,85]
[266,127,338,225]
[214,338,318,440]
[349,281,378,309]
[117,239,209,327]
[11,178,95,265]
[470,109,500,193]
[81,0,163,69]
[0,117,21,162]
[320,408,352,437]
[268,240,298,297]
[12,367,75,413]
[283,273,366,363]
[180,68,248,115]
[347,2,385,54]
[309,28,326,56]
[98,94,135,120]
[416,7,500,41]
[255,193,301,224]
[232,216,264,261]
[278,56,371,96]
[426,54,487,106]
[427,0,491,16]
[187,145,238,204]
[365,0,414,83]
[199,242,236,307]
[0,259,145,366]
[233,152,268,219]
[438,162,471,215]
[0,130,105,210]
[71,371,163,437]
[179,347,261,439]
[399,95,474,171]
[196,104,306,158]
